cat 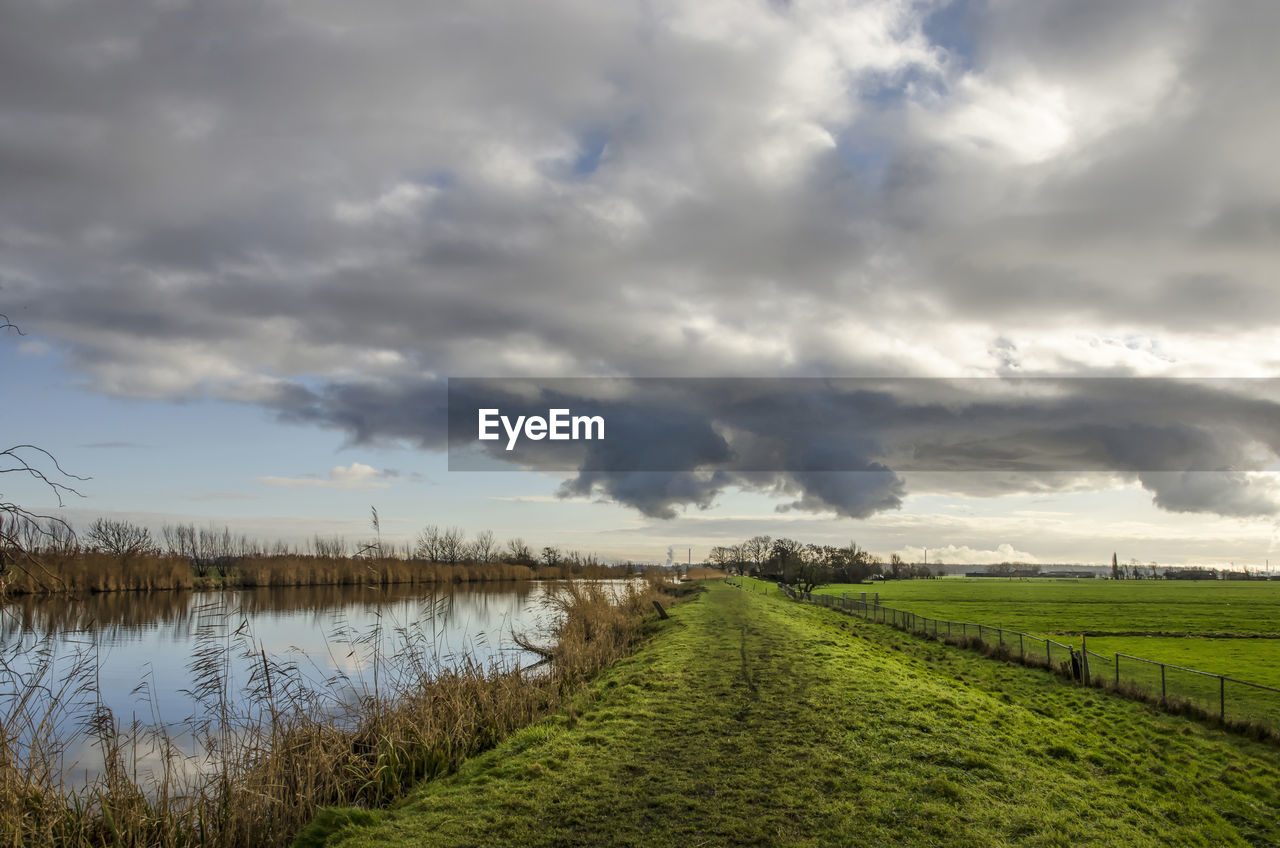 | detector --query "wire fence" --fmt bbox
[757,583,1280,736]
